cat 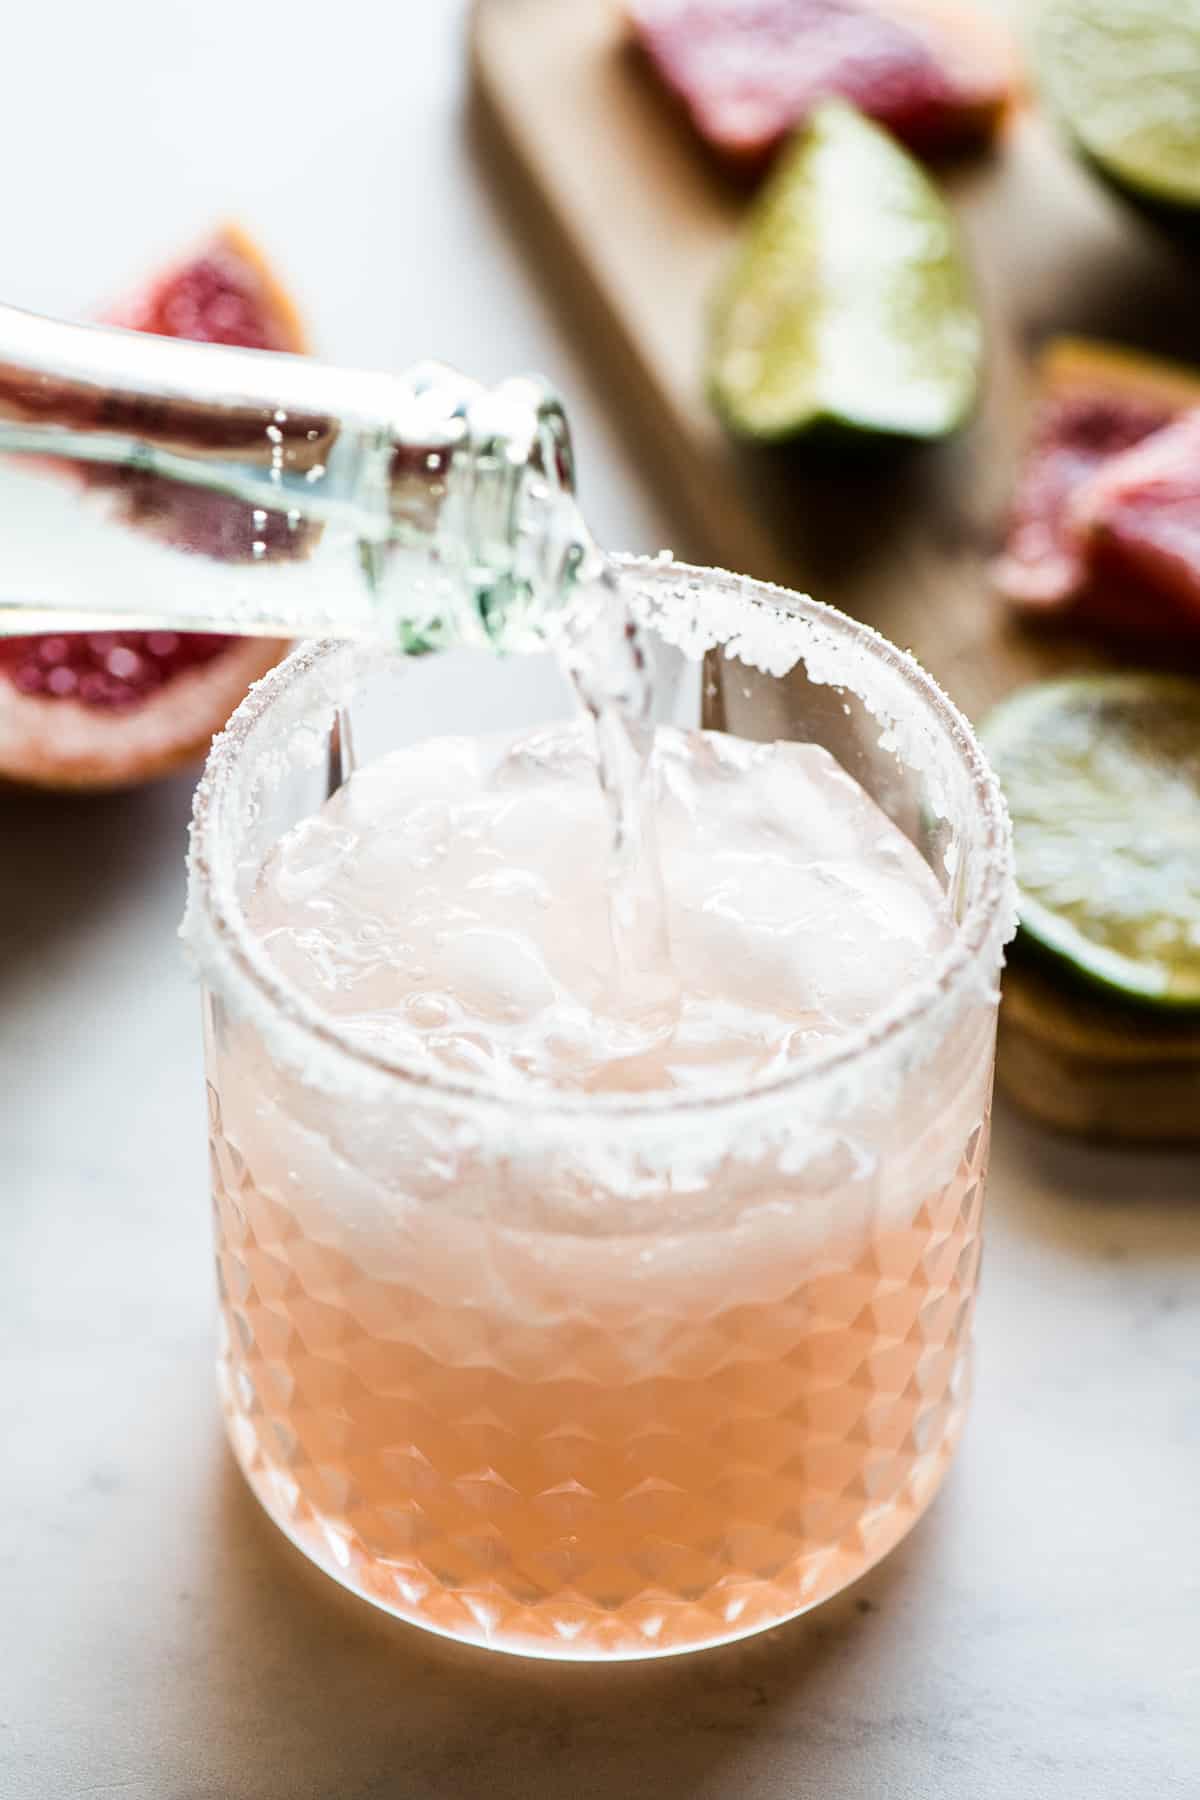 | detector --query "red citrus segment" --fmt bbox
[627,0,1015,172]
[992,389,1176,609]
[993,338,1200,618]
[0,630,234,709]
[105,221,308,355]
[0,224,304,788]
[118,255,281,349]
[0,638,283,791]
[1075,412,1200,630]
